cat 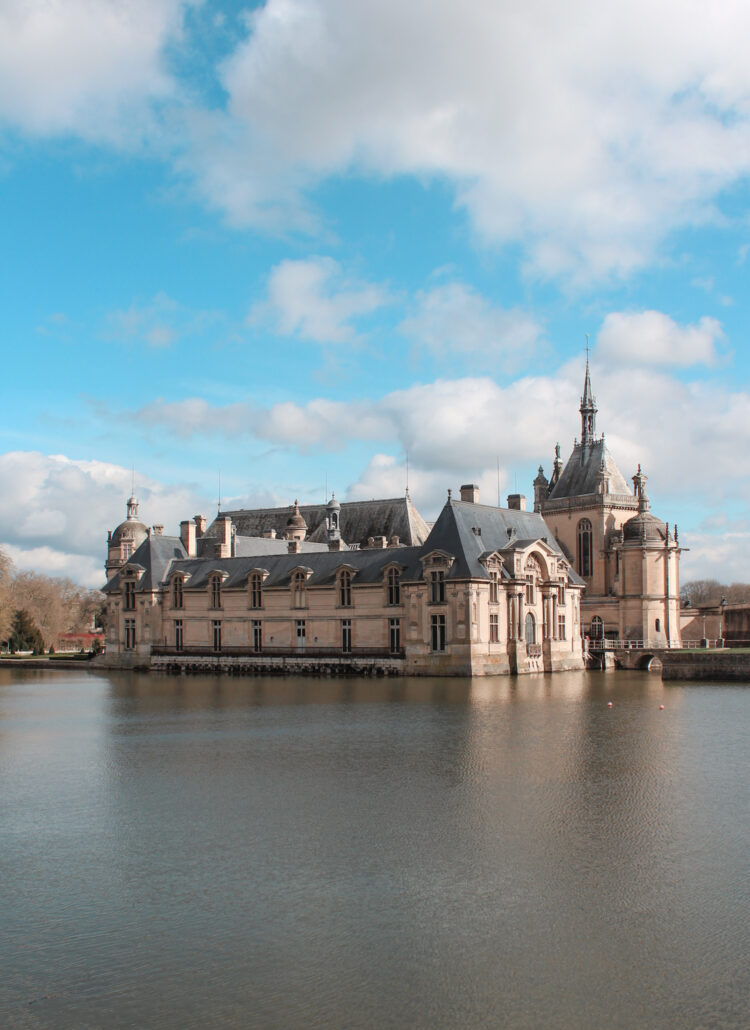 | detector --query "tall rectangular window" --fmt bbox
[124,619,136,650]
[212,619,221,652]
[295,619,306,649]
[490,612,499,643]
[525,575,535,605]
[430,570,445,603]
[252,619,262,652]
[210,577,222,609]
[489,572,499,604]
[387,568,400,605]
[341,619,352,653]
[124,580,136,610]
[173,577,183,609]
[431,613,446,652]
[174,619,183,651]
[249,574,262,609]
[389,618,401,653]
[557,612,566,640]
[339,571,352,607]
